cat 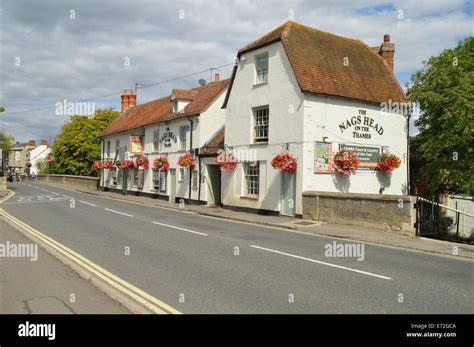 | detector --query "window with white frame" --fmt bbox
[179,126,187,150]
[153,130,160,151]
[253,106,269,142]
[152,170,160,190]
[256,53,268,83]
[111,170,117,186]
[179,168,185,182]
[192,170,198,190]
[244,162,259,196]
[159,171,167,192]
[132,168,139,187]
